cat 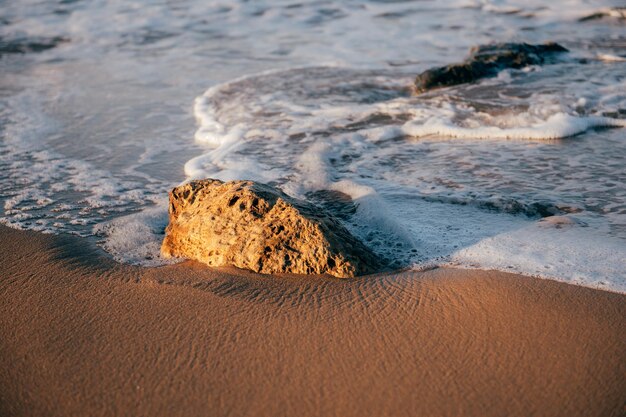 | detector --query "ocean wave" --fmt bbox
[179,64,626,288]
[402,112,626,140]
